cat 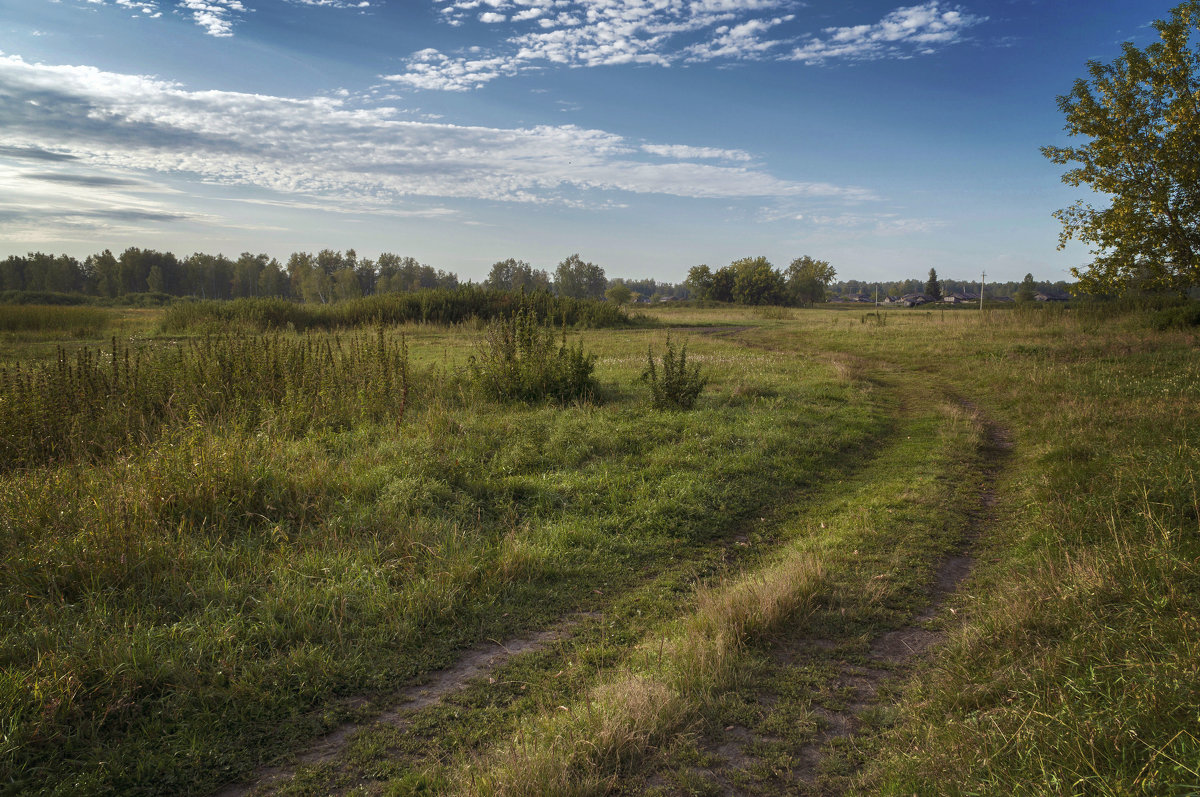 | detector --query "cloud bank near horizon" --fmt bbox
[0,53,877,236]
